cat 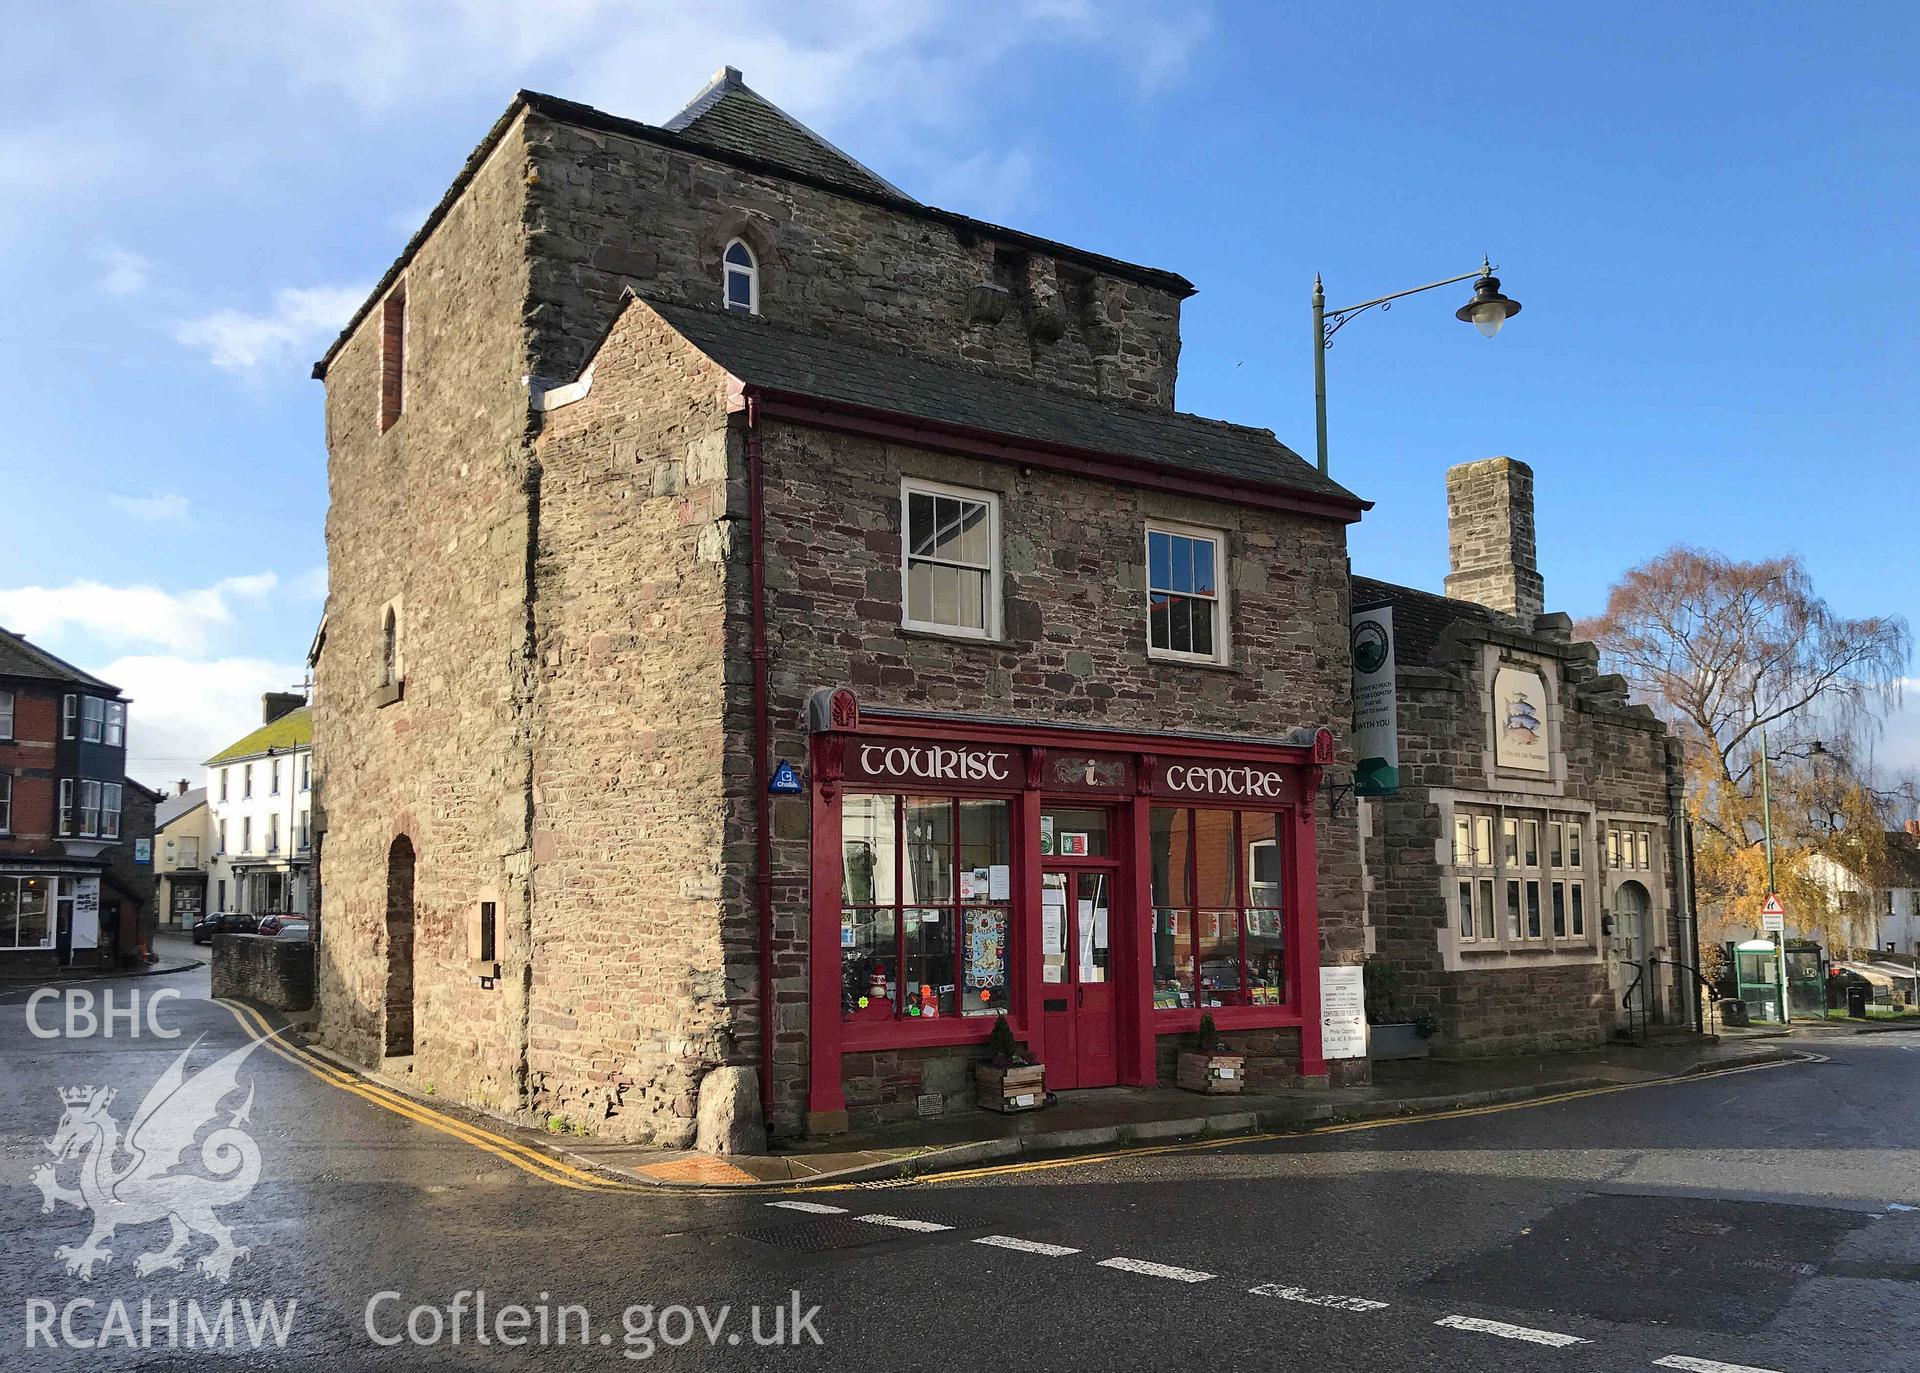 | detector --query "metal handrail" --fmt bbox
[1621,962,1648,1043]
[1650,954,1719,1035]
